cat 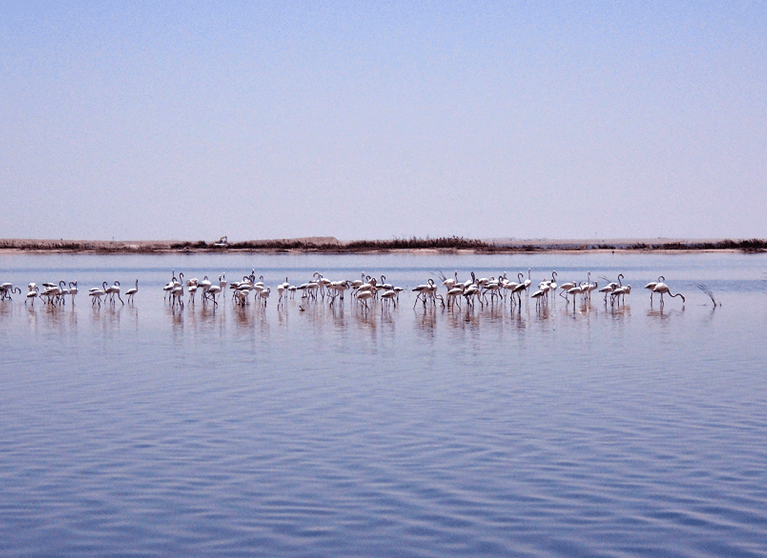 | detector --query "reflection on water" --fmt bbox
[1,253,767,558]
[164,303,185,332]
[414,306,438,336]
[647,306,686,321]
